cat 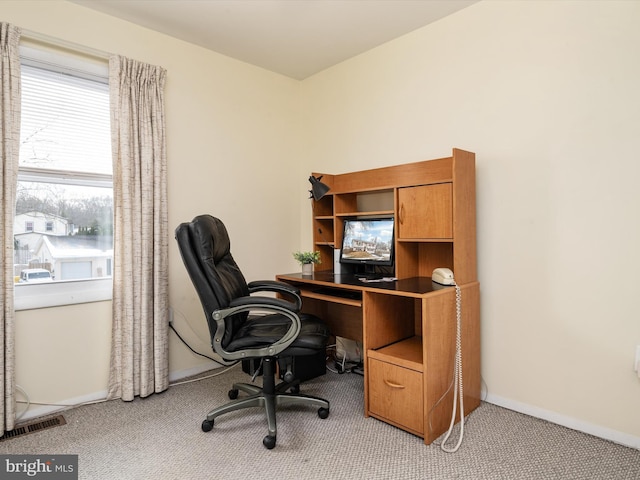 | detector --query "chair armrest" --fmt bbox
[210,298,301,361]
[248,279,300,294]
[229,295,298,312]
[247,280,302,311]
